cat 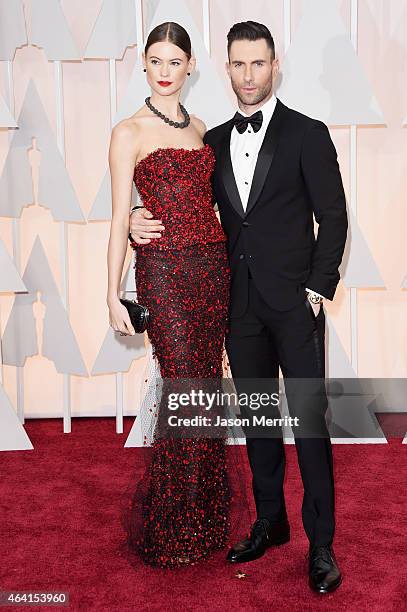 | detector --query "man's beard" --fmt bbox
[232,80,273,107]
